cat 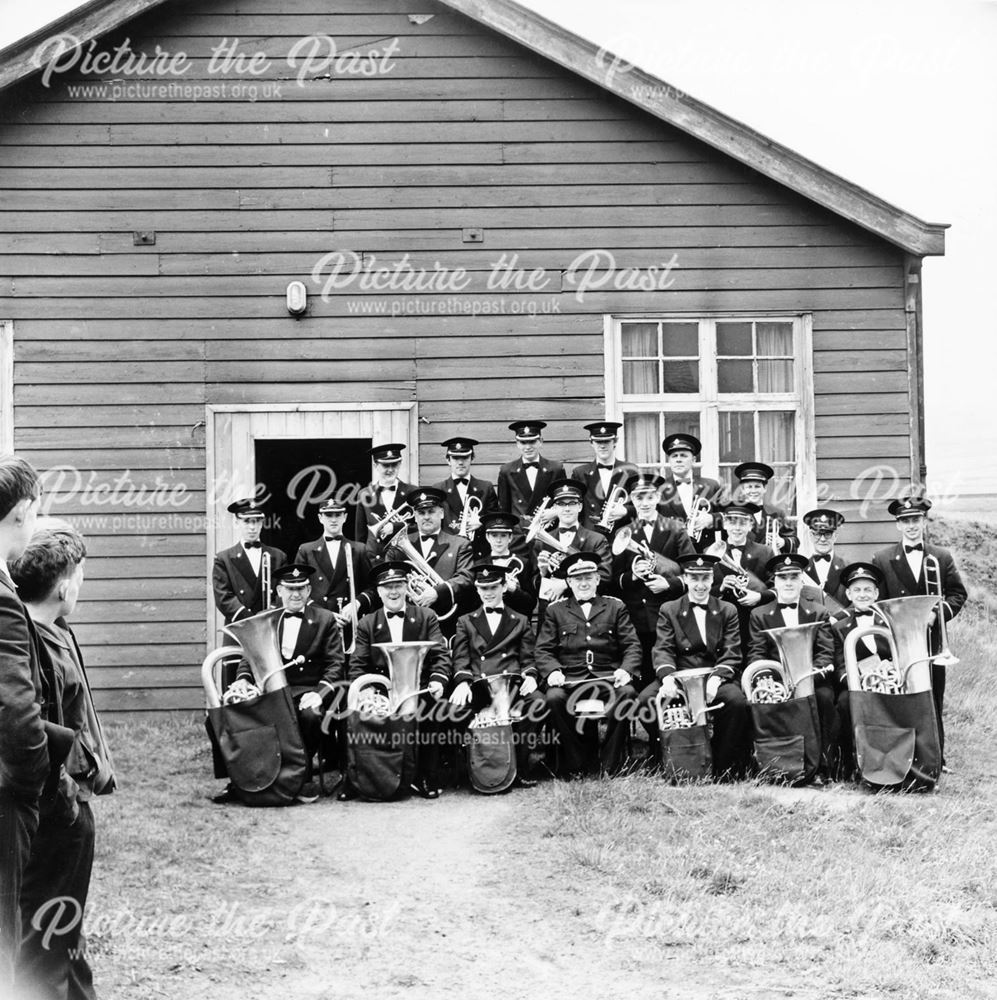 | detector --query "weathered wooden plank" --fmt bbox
[93,688,205,712]
[0,189,242,211]
[815,413,910,437]
[82,533,207,557]
[812,349,907,372]
[812,310,908,331]
[71,621,205,643]
[15,362,205,383]
[87,665,203,688]
[15,341,206,363]
[816,437,910,459]
[74,600,205,623]
[0,209,335,233]
[83,557,207,579]
[0,255,160,277]
[418,376,604,401]
[817,458,911,480]
[814,392,909,416]
[14,383,207,405]
[84,644,204,668]
[205,381,417,405]
[812,330,907,351]
[83,578,206,600]
[814,372,909,394]
[14,403,206,426]
[16,448,204,471]
[146,10,480,35]
[203,360,418,382]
